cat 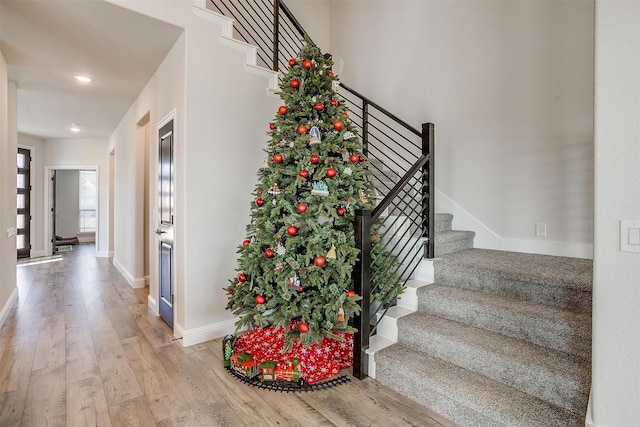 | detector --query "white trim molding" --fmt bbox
[176,319,237,347]
[112,257,146,289]
[96,251,114,258]
[0,287,18,329]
